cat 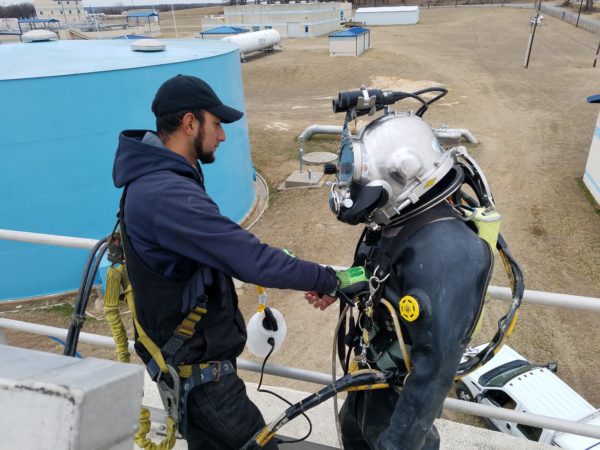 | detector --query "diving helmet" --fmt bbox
[330,112,456,226]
